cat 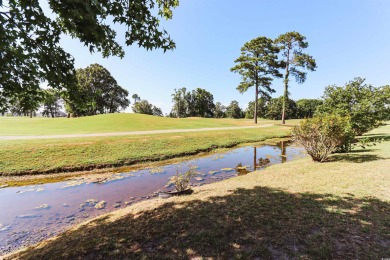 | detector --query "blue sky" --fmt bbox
[54,0,390,114]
